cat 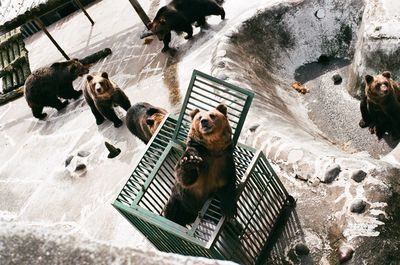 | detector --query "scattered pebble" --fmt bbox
[314,9,326,19]
[143,38,154,45]
[295,243,310,256]
[295,174,308,181]
[216,73,228,80]
[75,163,86,171]
[332,74,343,85]
[374,26,382,31]
[318,54,330,64]
[339,245,354,263]
[77,151,90,157]
[65,155,74,167]
[350,199,367,213]
[105,141,121,159]
[322,164,341,183]
[249,123,260,132]
[351,170,367,183]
